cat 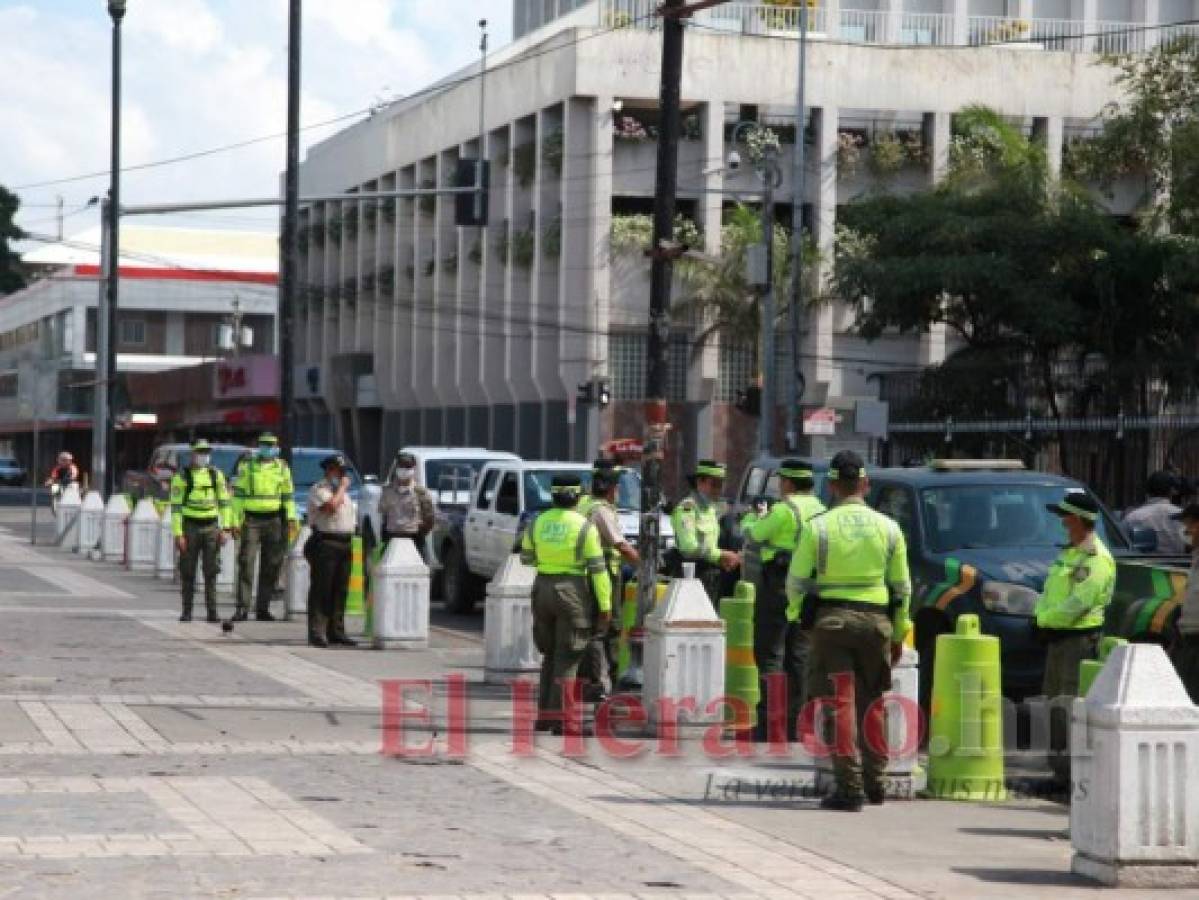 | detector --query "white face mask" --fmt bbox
[193,453,211,467]
[394,468,415,483]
